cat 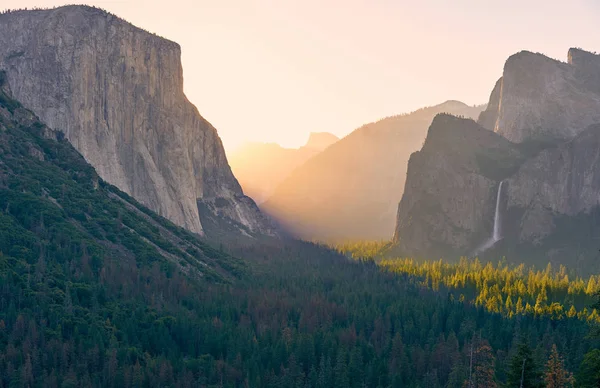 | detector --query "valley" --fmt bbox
[1,3,600,388]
